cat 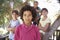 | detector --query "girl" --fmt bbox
[7,10,20,40]
[38,8,51,40]
[14,5,41,40]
